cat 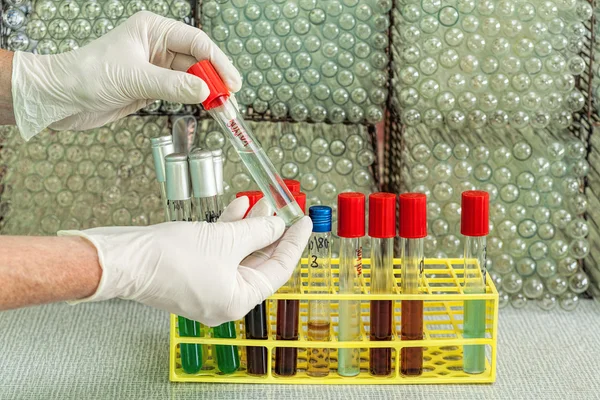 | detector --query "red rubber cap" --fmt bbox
[399,193,427,239]
[338,192,365,238]
[236,191,263,218]
[461,190,489,237]
[187,60,230,110]
[284,179,301,193]
[369,193,396,238]
[292,191,307,213]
